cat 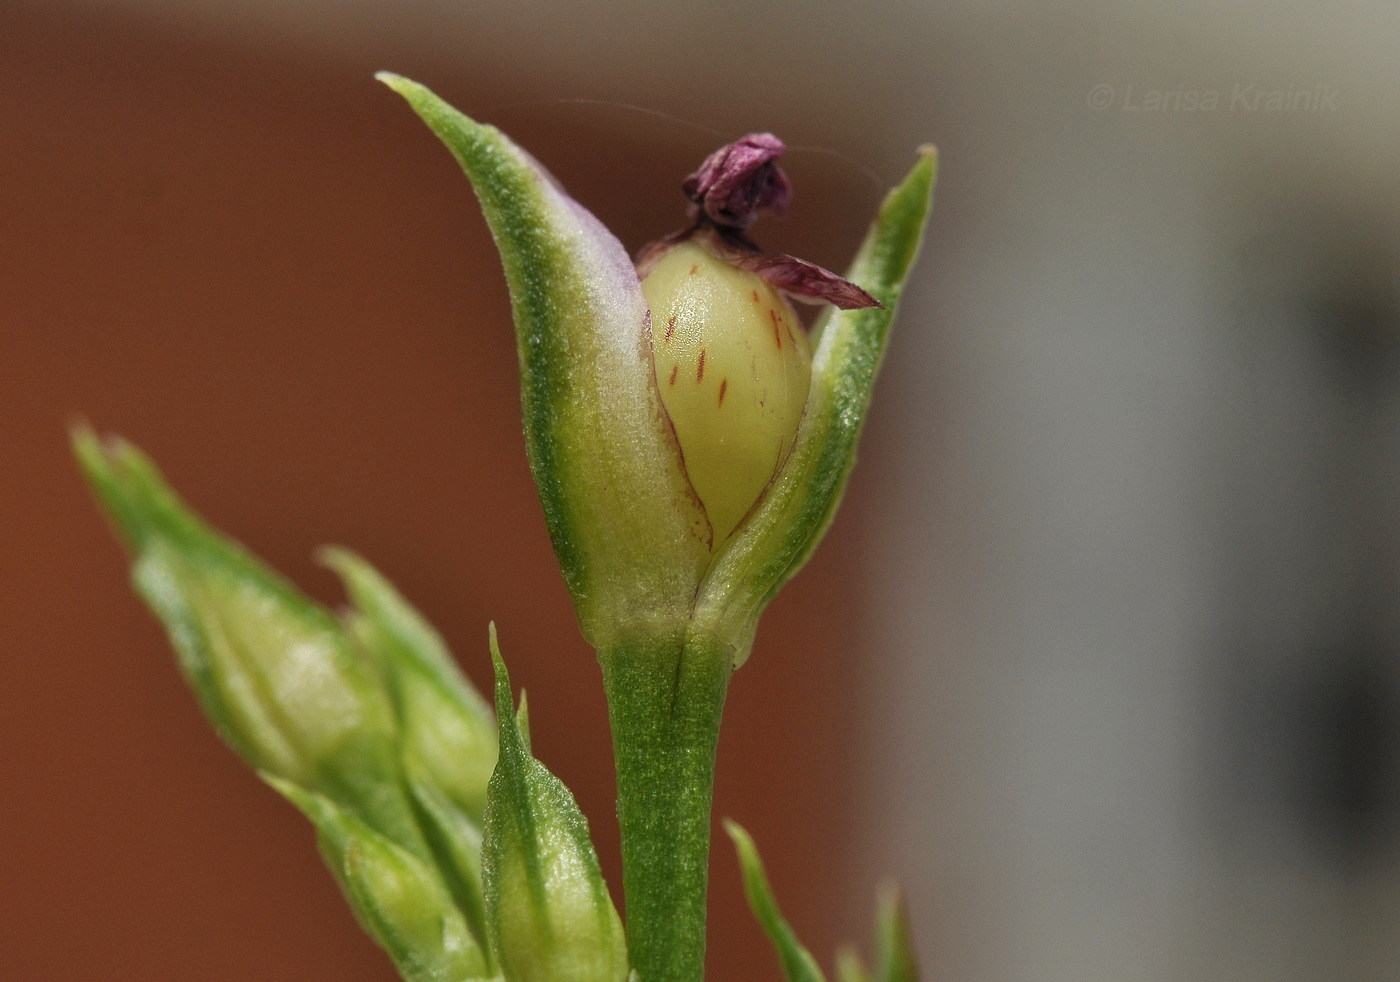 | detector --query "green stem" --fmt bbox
[598,629,733,982]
